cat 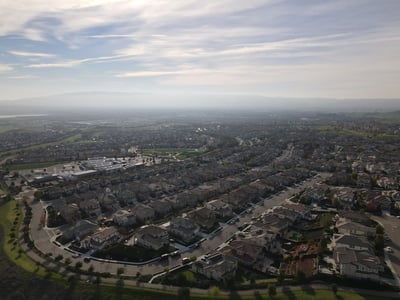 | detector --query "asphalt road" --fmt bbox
[372,214,400,286]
